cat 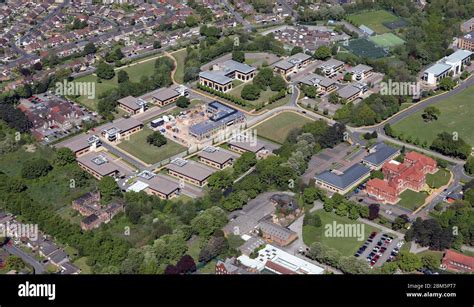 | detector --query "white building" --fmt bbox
[422,49,473,85]
[237,244,324,274]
